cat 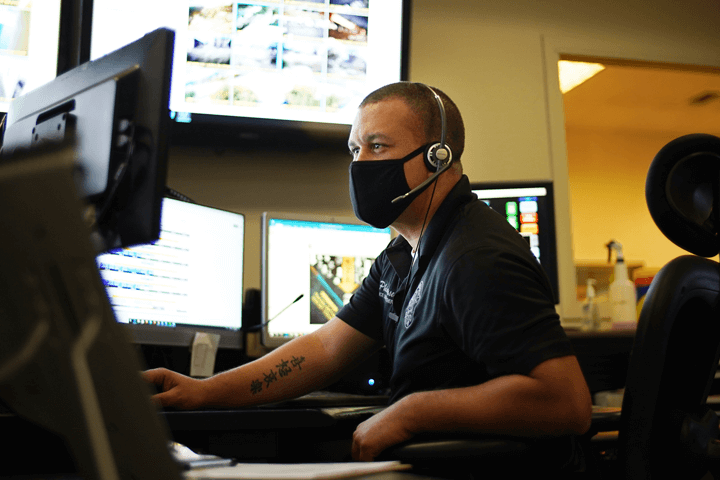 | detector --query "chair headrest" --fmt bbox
[646,133,720,257]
